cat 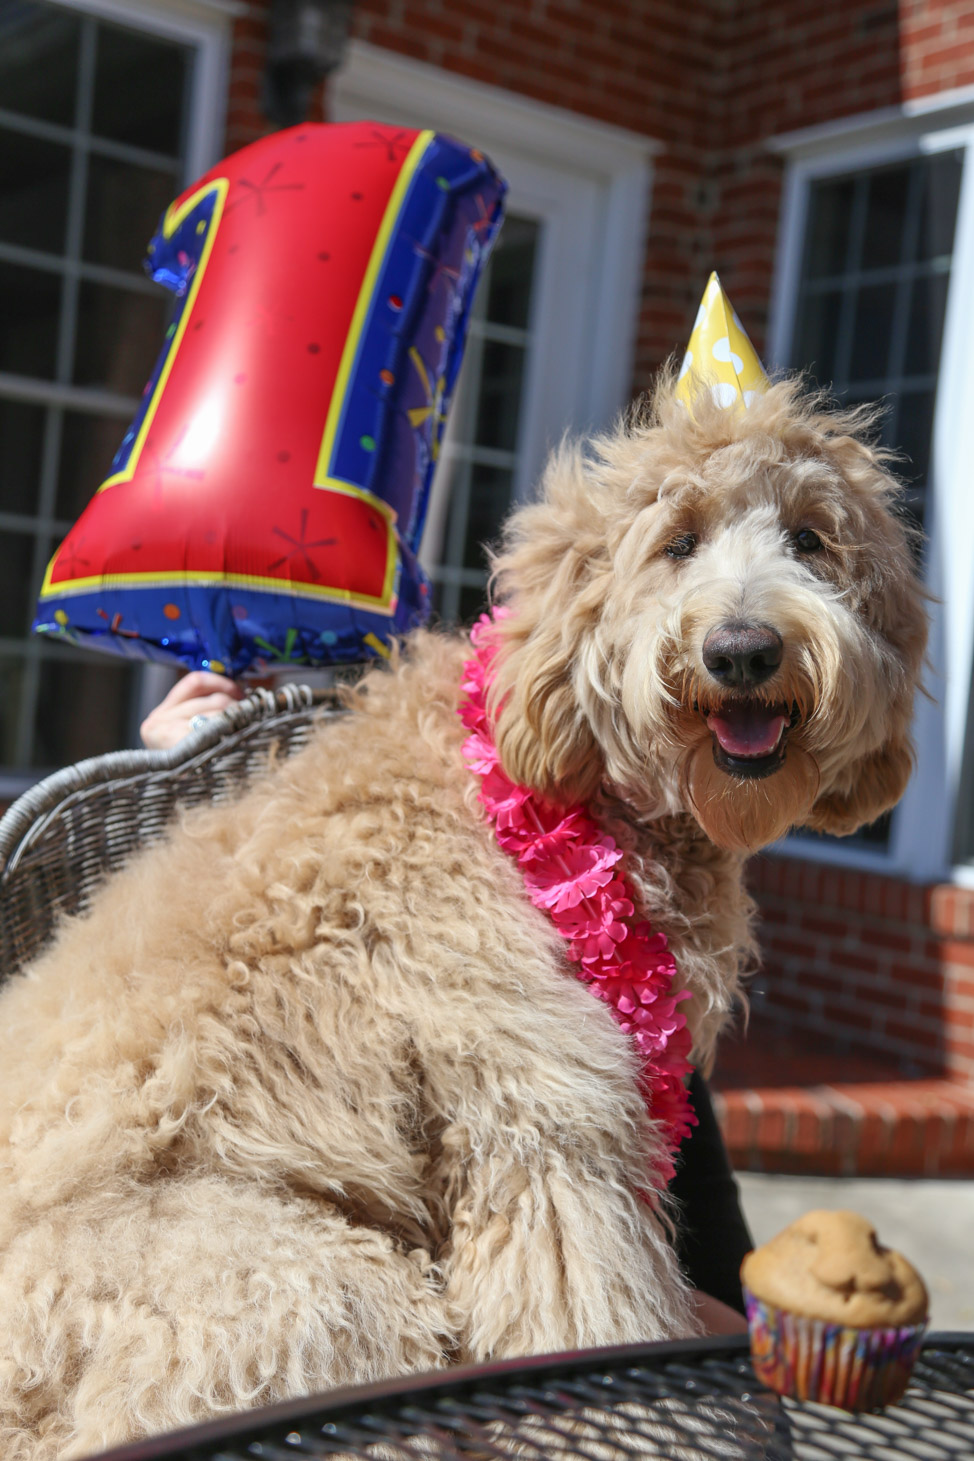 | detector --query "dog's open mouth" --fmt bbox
[698,700,800,780]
